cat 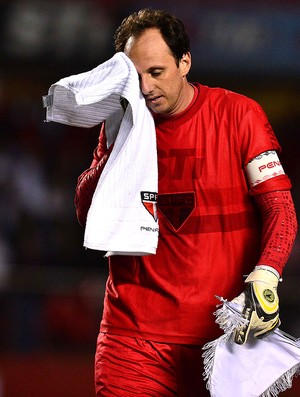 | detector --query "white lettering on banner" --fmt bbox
[245,151,285,187]
[141,192,158,201]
